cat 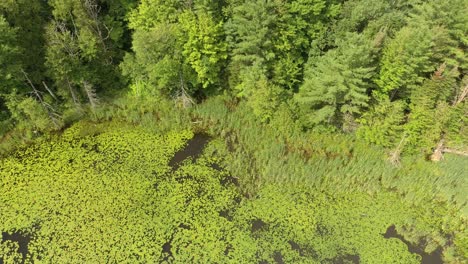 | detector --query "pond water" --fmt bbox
[169,133,211,171]
[1,231,31,264]
[383,225,443,264]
